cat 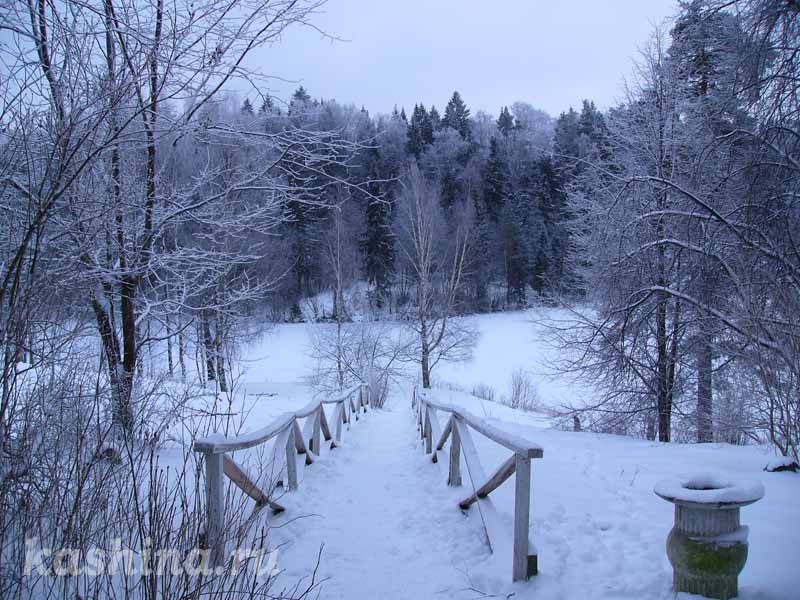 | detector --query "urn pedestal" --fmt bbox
[655,474,764,600]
